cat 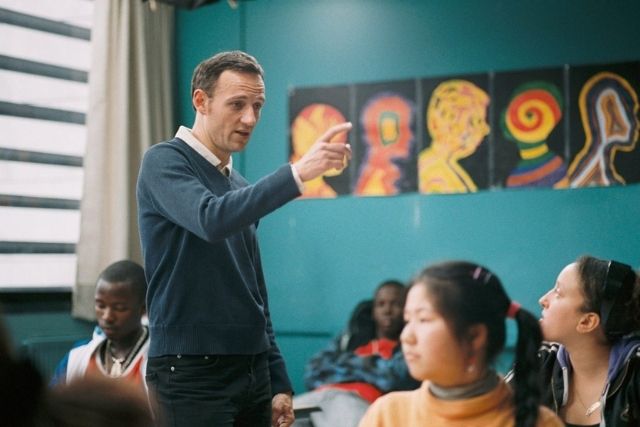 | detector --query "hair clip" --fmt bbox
[472,266,493,284]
